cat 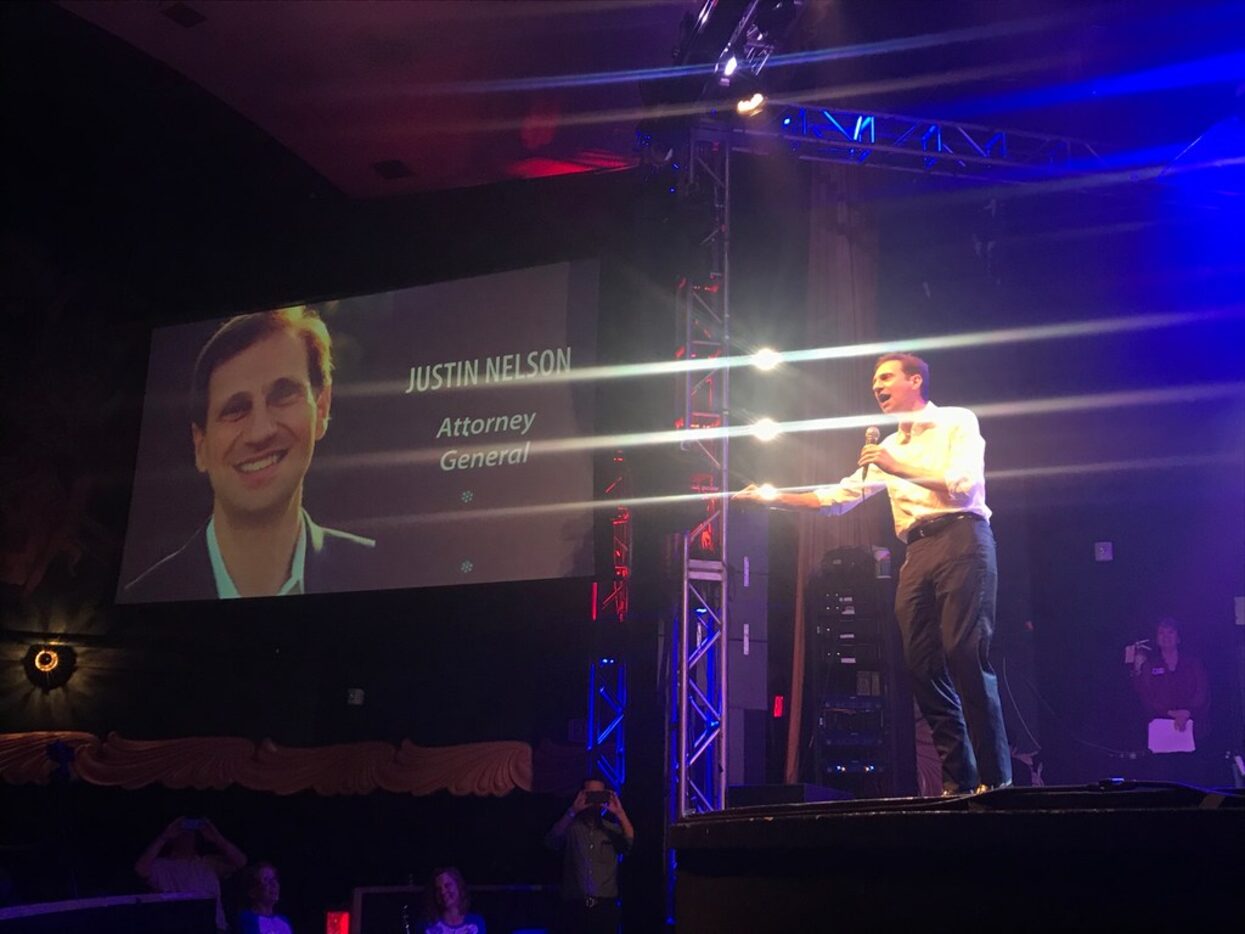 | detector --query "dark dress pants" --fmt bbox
[895,516,1011,792]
